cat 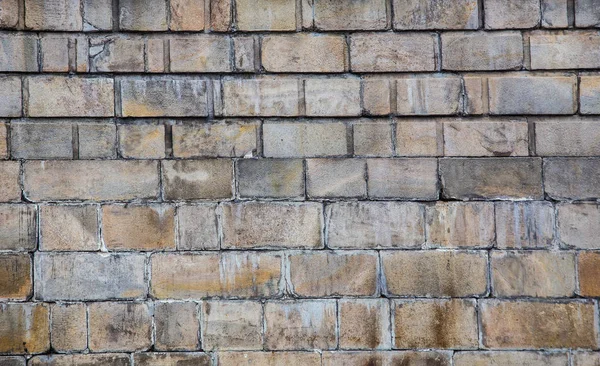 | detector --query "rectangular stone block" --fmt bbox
[0,161,20,202]
[102,204,175,251]
[495,202,555,249]
[119,0,167,30]
[25,0,82,30]
[202,300,263,350]
[27,76,114,117]
[454,351,568,366]
[162,159,233,200]
[443,118,528,156]
[218,352,321,365]
[173,121,258,158]
[264,122,348,158]
[575,0,600,27]
[83,0,113,30]
[383,250,488,297]
[11,123,73,159]
[306,158,366,198]
[155,302,200,351]
[440,158,544,200]
[170,0,205,30]
[542,0,569,27]
[396,120,442,156]
[488,75,577,115]
[120,78,208,117]
[313,0,388,30]
[323,352,451,366]
[350,33,435,72]
[339,299,391,350]
[535,118,600,155]
[0,303,49,354]
[491,251,576,297]
[544,158,600,200]
[531,32,600,69]
[557,204,600,249]
[426,202,495,248]
[574,352,600,366]
[177,204,219,250]
[150,252,282,299]
[484,0,541,29]
[367,158,438,199]
[221,202,322,249]
[30,355,130,366]
[393,0,479,29]
[24,160,159,201]
[442,32,523,71]
[238,159,304,199]
[362,78,392,115]
[579,252,600,297]
[88,302,152,352]
[236,0,295,30]
[289,251,378,297]
[480,300,597,349]
[580,76,600,114]
[0,254,31,301]
[0,34,38,71]
[40,205,99,251]
[0,205,37,251]
[0,76,22,117]
[0,0,19,28]
[40,36,69,72]
[78,123,117,159]
[118,124,165,159]
[353,121,393,156]
[0,122,7,158]
[233,36,255,71]
[35,253,146,301]
[265,300,336,350]
[305,78,361,116]
[262,34,347,72]
[89,37,144,73]
[326,201,425,249]
[396,77,462,115]
[135,353,210,366]
[393,299,478,349]
[169,36,231,72]
[221,78,299,117]
[0,357,25,366]
[50,303,87,352]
